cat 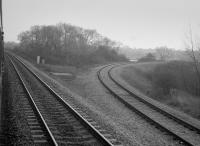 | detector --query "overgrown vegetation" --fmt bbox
[138,53,156,62]
[13,23,127,66]
[152,61,200,97]
[121,61,200,119]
